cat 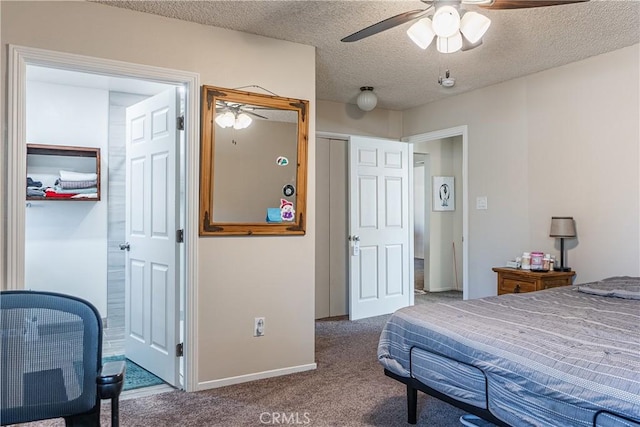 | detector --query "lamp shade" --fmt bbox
[550,217,576,238]
[407,18,435,49]
[357,87,377,111]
